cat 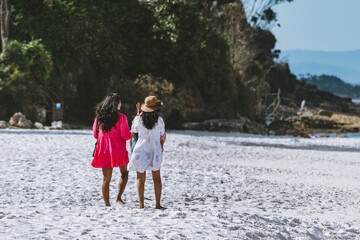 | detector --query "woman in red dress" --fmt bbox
[92,93,132,206]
